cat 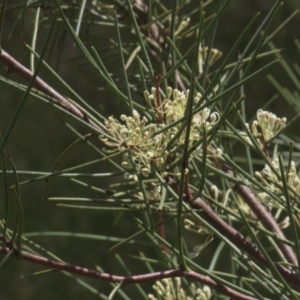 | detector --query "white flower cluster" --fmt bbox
[198,46,222,75]
[148,278,211,300]
[175,17,190,36]
[184,218,211,235]
[255,157,300,208]
[244,109,286,148]
[127,183,163,203]
[100,88,220,180]
[162,88,219,136]
[184,218,213,259]
[100,109,169,180]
